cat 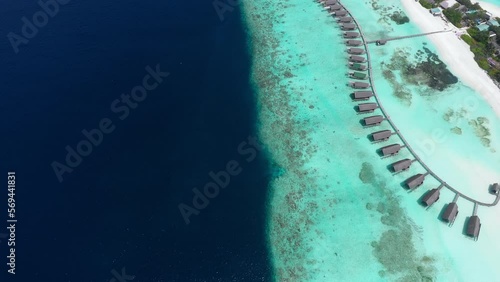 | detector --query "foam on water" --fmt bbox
[242,0,500,280]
